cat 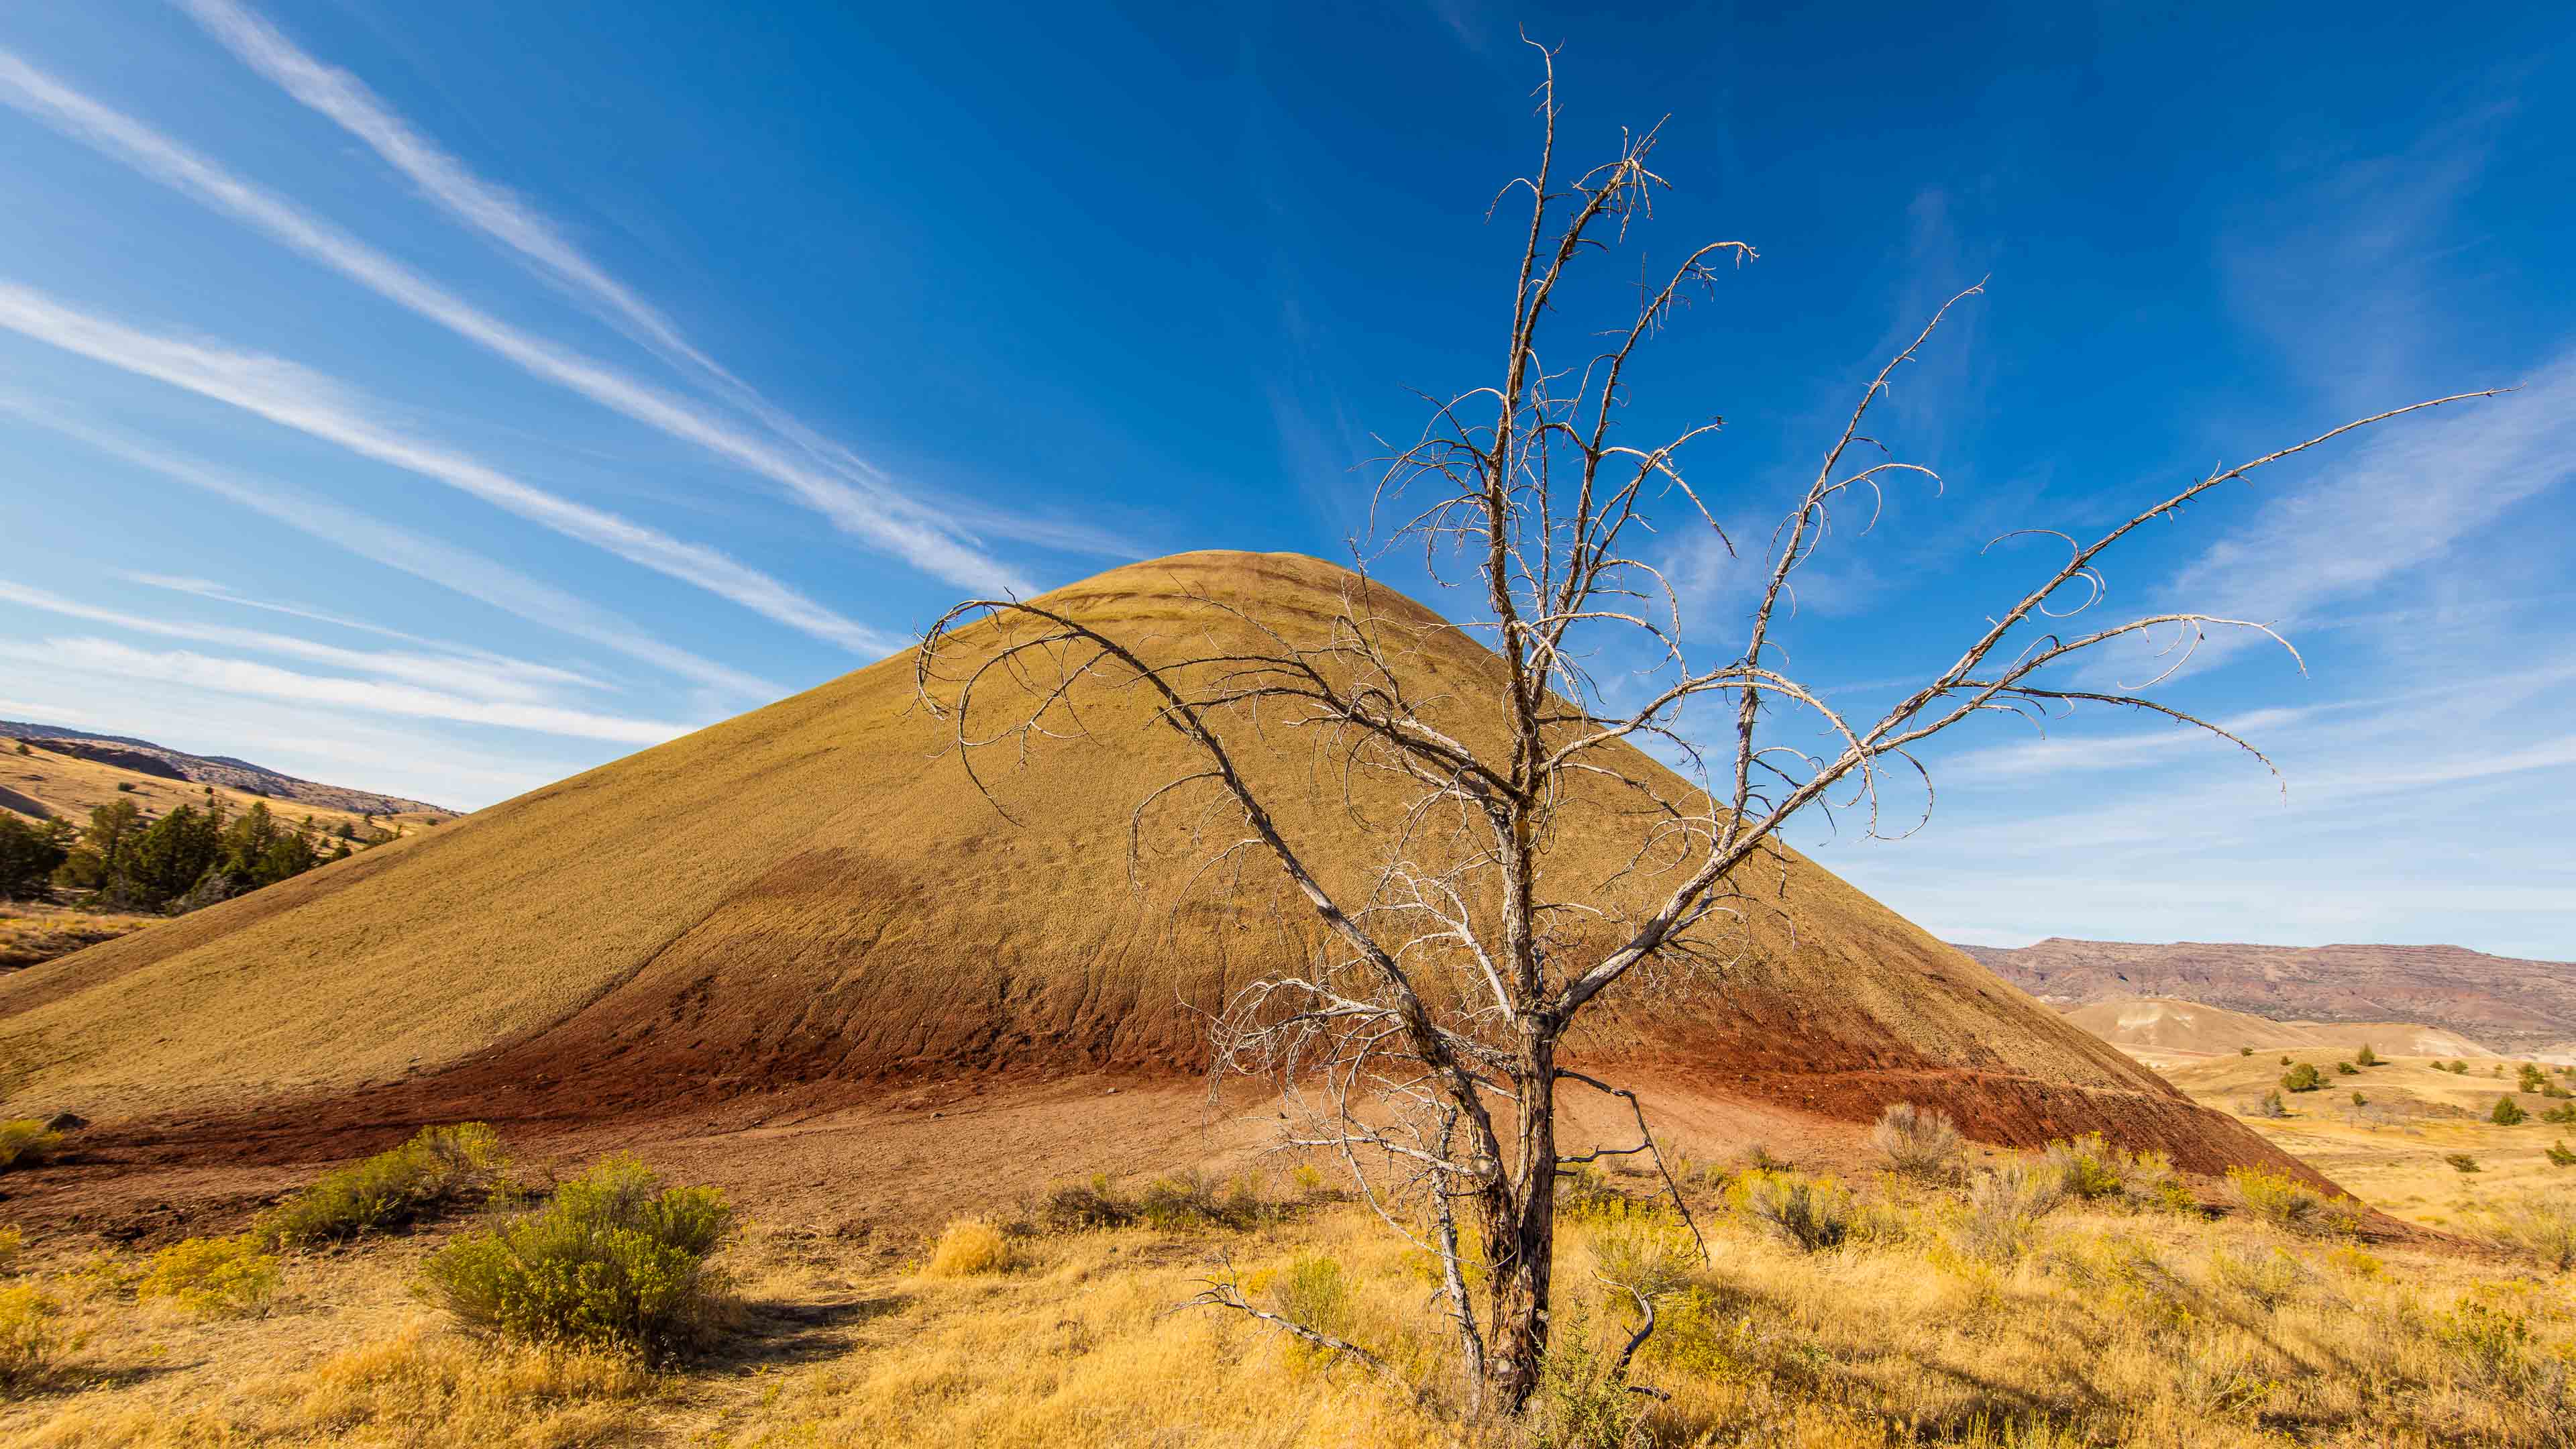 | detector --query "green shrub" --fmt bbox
[2491,1097,2529,1126]
[2117,1148,2198,1214]
[136,1235,280,1316]
[2432,1302,2540,1389]
[2547,1141,2576,1169]
[1868,1102,1960,1178]
[2335,1061,2357,1075]
[419,1155,733,1361]
[254,1122,507,1247]
[1269,1252,1352,1348]
[2447,1153,2483,1175]
[2250,1089,2288,1119]
[2237,1046,2253,1057]
[2224,1167,2344,1234]
[1731,1170,1852,1253]
[2544,1102,2576,1125]
[0,1122,62,1173]
[2354,1044,2379,1067]
[2351,1091,2369,1108]
[2043,1133,2128,1201]
[2280,1063,2322,1093]
[0,1285,58,1396]
[2521,1065,2550,1094]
